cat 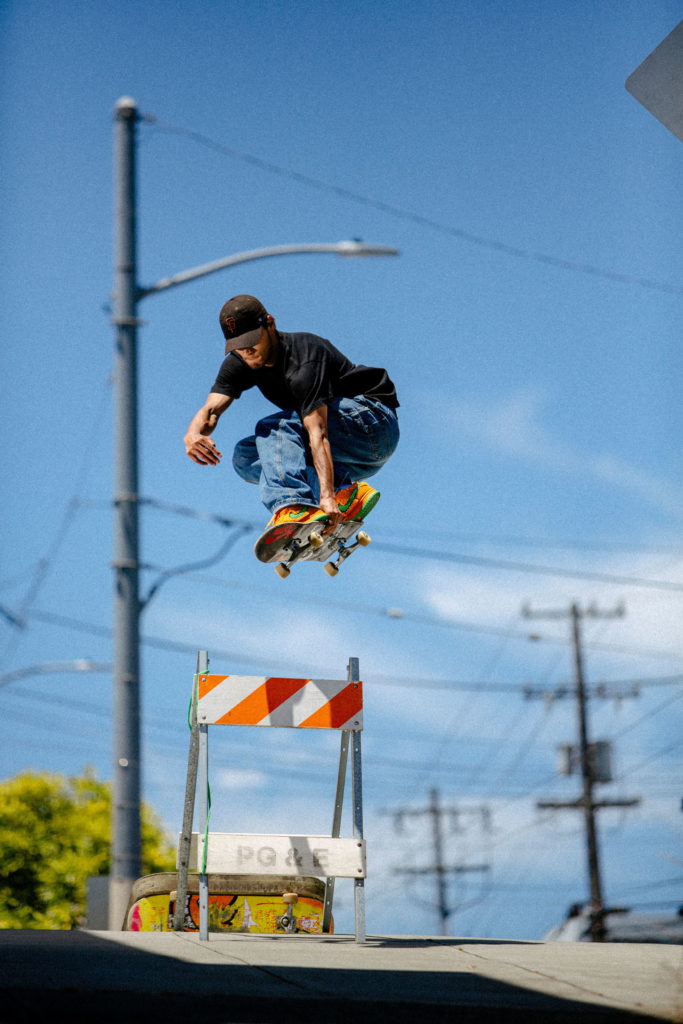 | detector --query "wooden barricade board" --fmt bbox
[183,832,367,878]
